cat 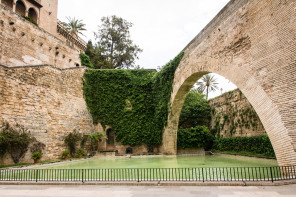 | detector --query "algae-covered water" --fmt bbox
[38,154,278,169]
